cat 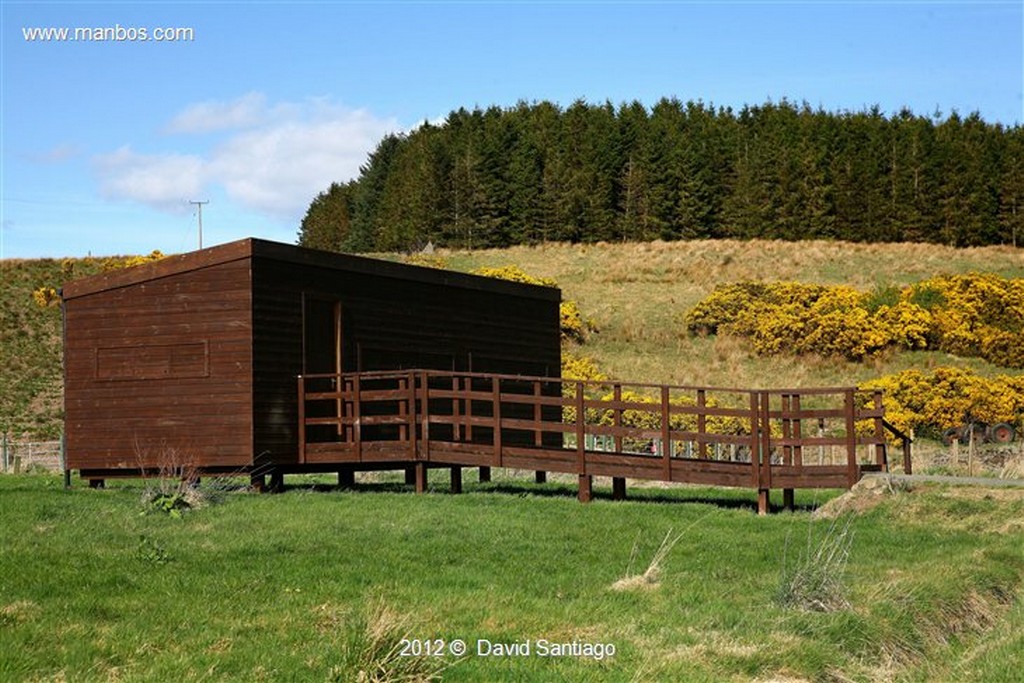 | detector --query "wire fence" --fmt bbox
[1,436,64,473]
